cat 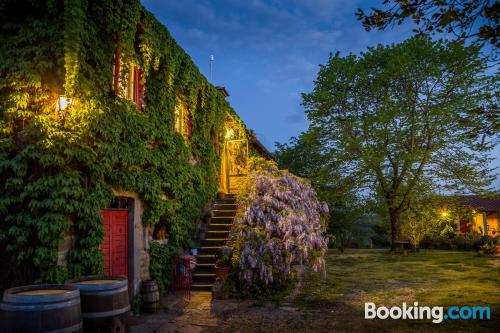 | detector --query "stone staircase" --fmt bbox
[191,194,237,291]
